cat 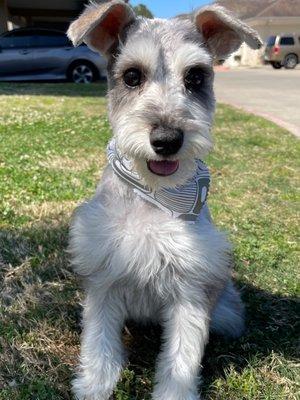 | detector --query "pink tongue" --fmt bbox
[148,160,179,176]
